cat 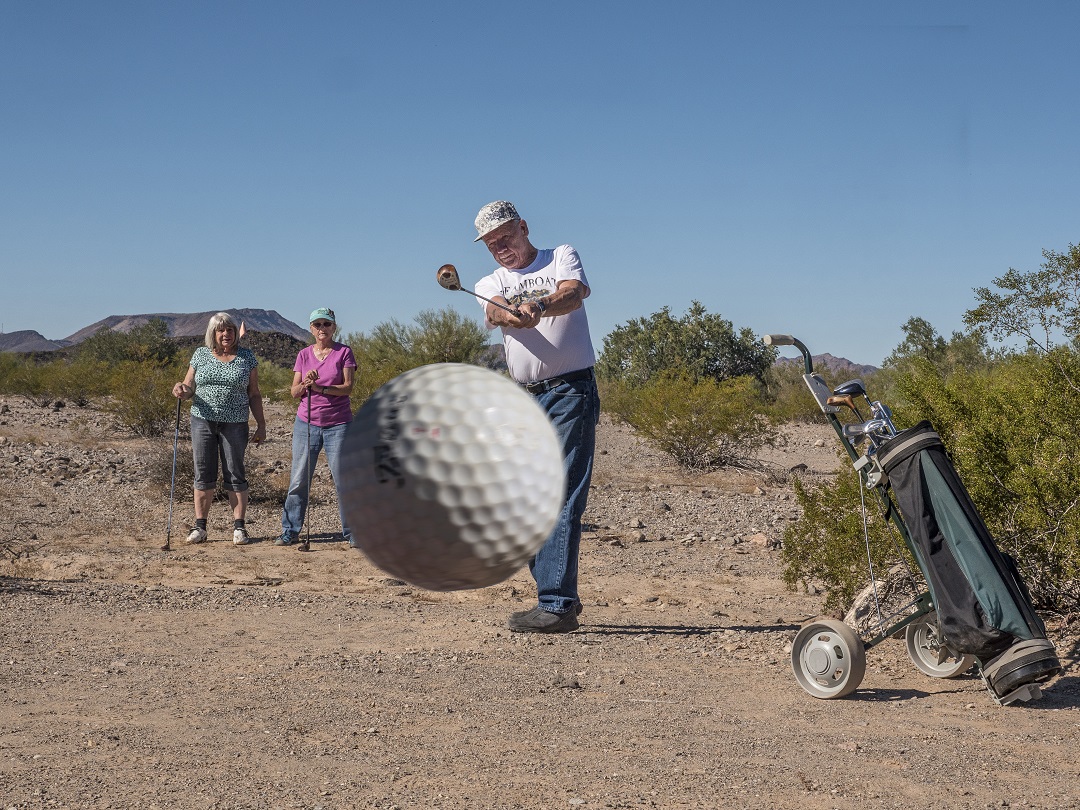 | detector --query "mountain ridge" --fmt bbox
[61,308,310,343]
[775,352,879,377]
